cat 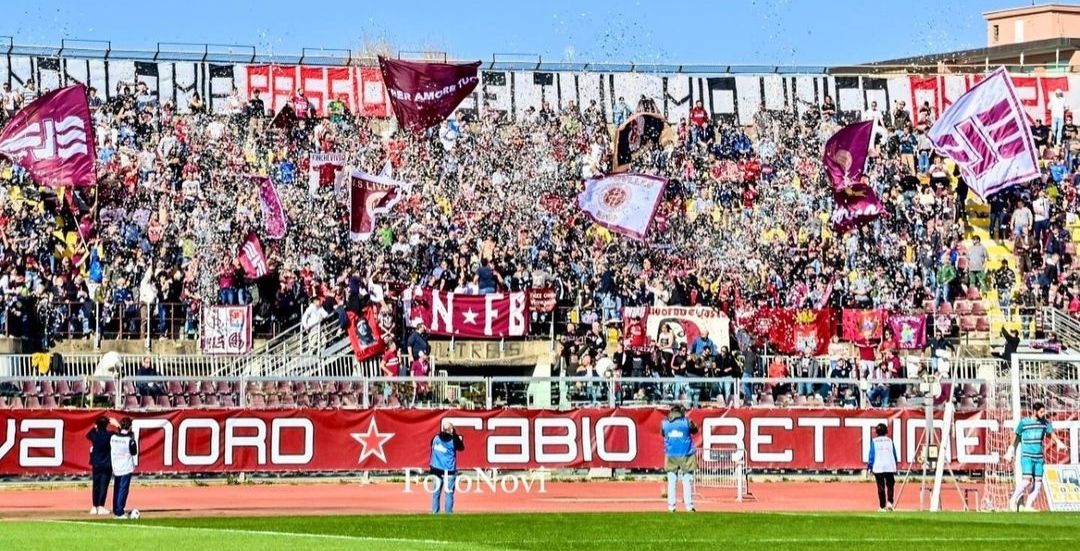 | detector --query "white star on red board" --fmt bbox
[462,308,480,325]
[350,419,395,463]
